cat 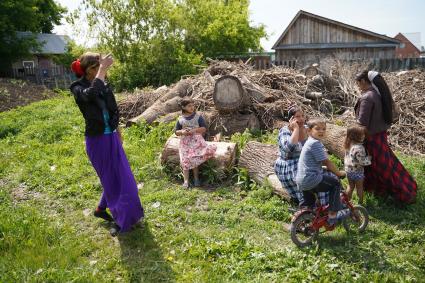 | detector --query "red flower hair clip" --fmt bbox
[71,59,84,77]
